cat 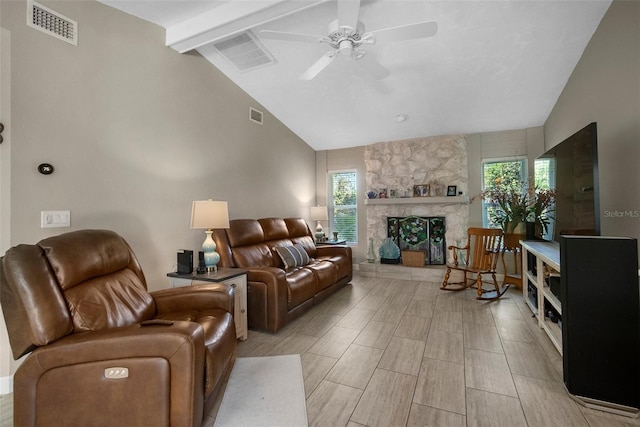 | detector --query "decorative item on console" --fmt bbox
[379,237,401,264]
[367,237,376,263]
[413,184,430,197]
